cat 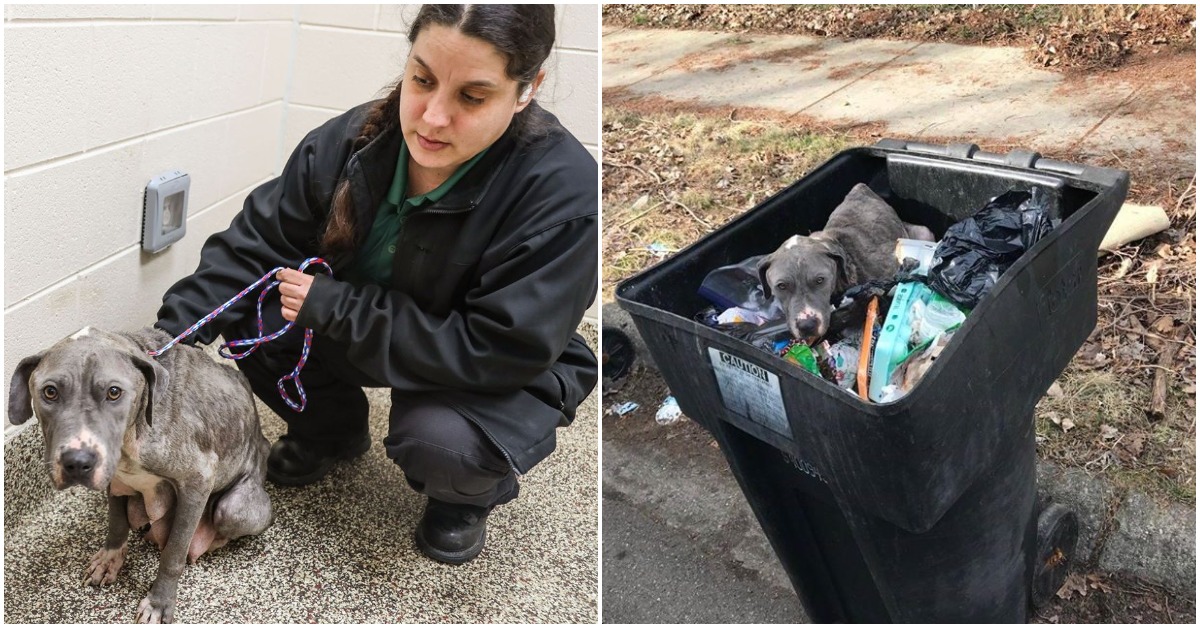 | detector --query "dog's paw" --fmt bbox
[136,594,175,624]
[83,545,126,586]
